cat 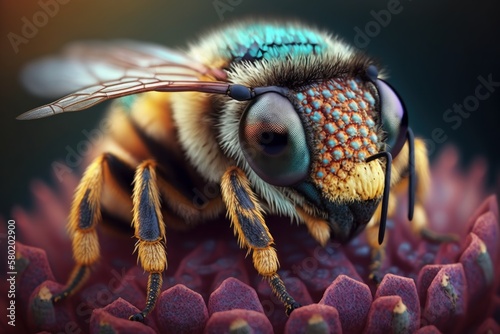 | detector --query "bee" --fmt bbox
[18,20,454,321]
